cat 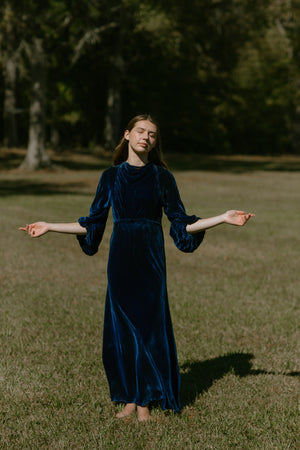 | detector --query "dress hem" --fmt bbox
[111,396,181,413]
